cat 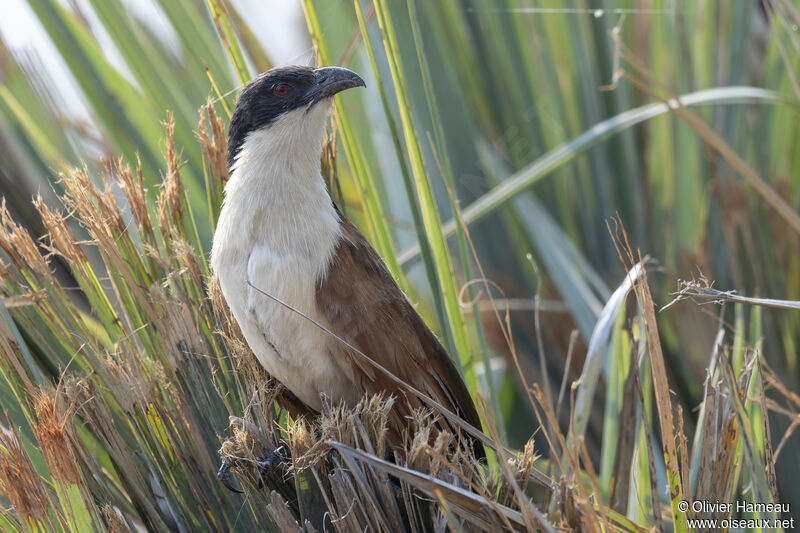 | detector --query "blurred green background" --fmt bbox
[1,0,798,521]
